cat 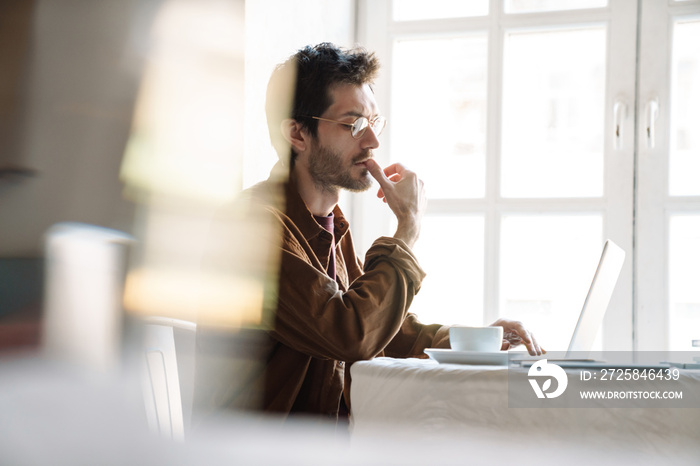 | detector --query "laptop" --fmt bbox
[512,239,633,367]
